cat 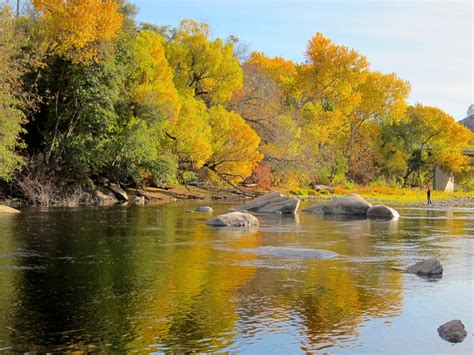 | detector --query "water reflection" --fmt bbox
[0,203,472,352]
